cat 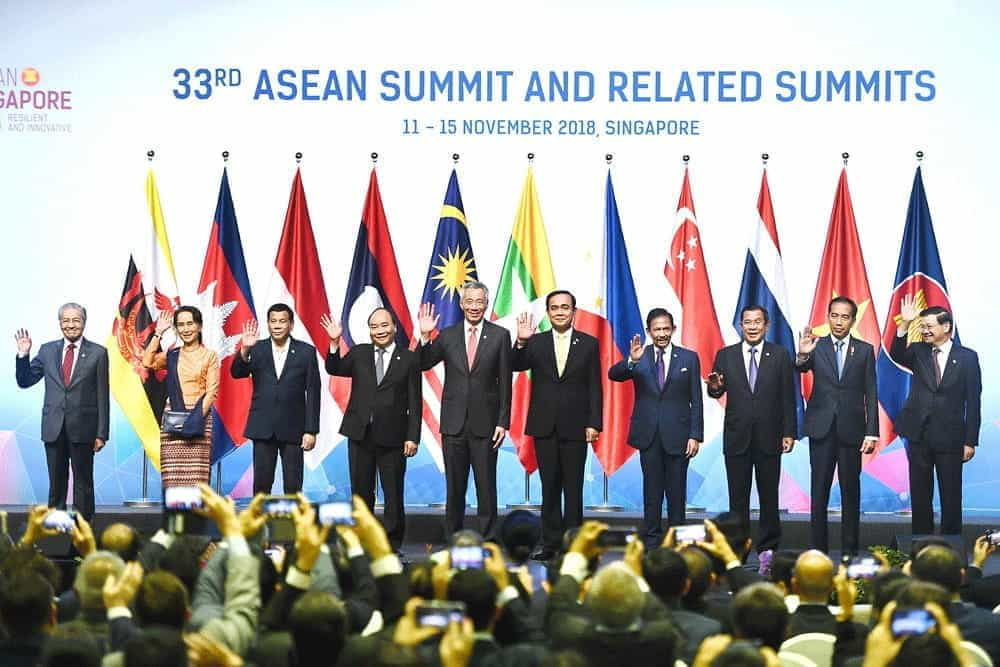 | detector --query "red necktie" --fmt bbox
[62,343,76,385]
[467,327,478,368]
